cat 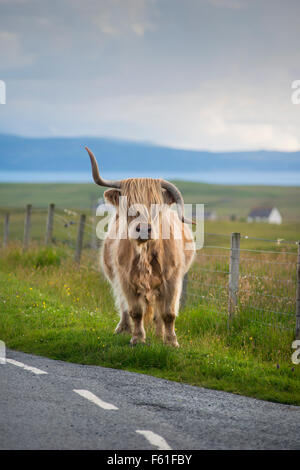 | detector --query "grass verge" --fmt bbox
[0,245,299,405]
